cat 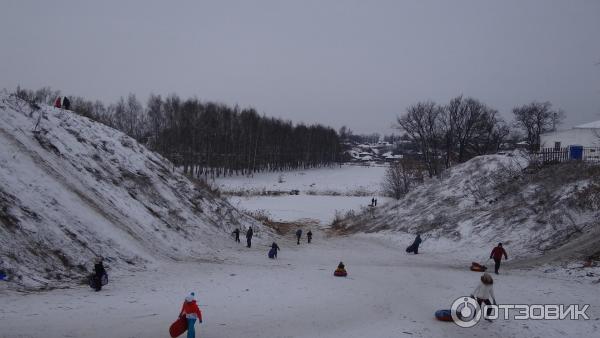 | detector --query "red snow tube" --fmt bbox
[470,262,487,272]
[435,309,453,321]
[169,316,188,338]
[334,269,347,277]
